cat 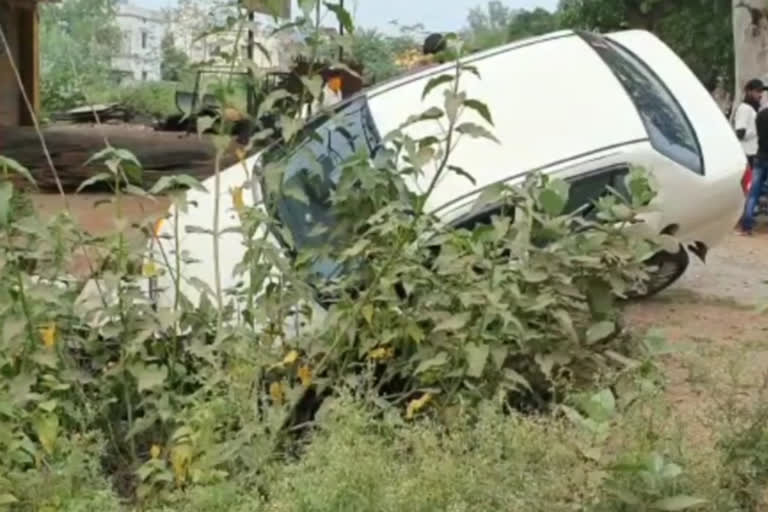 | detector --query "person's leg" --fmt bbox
[742,161,767,233]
